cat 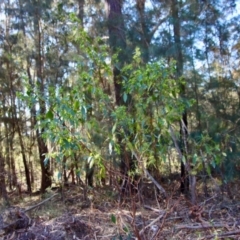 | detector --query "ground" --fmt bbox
[0,178,240,240]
